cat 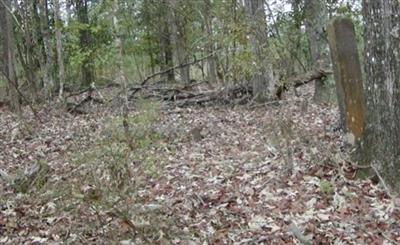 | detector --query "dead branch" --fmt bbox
[128,51,219,99]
